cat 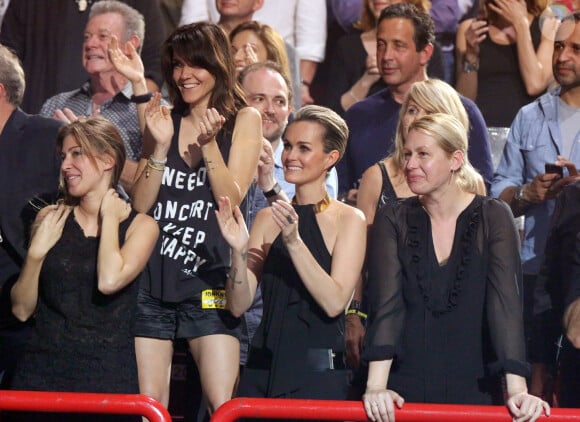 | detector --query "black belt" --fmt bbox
[307,348,347,371]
